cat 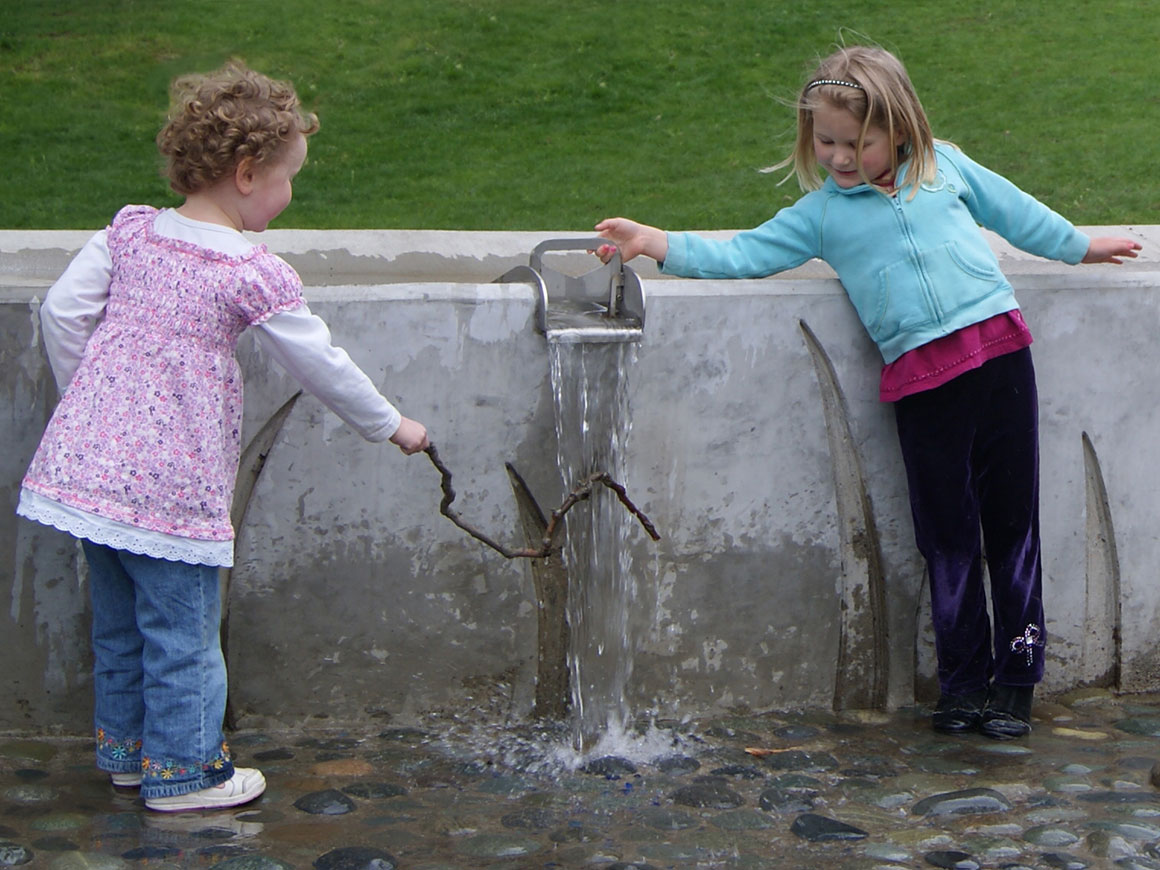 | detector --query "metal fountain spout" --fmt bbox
[496,238,646,342]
